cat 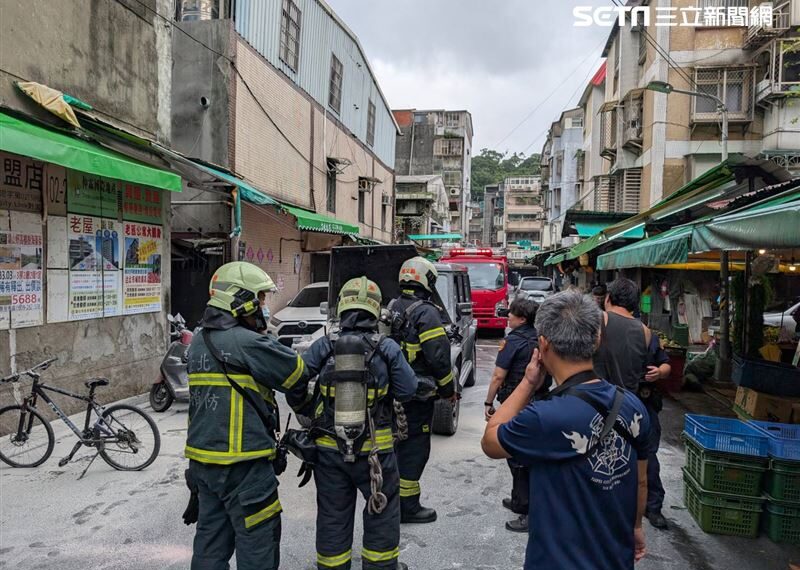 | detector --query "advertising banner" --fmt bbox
[123,222,162,314]
[0,231,44,328]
